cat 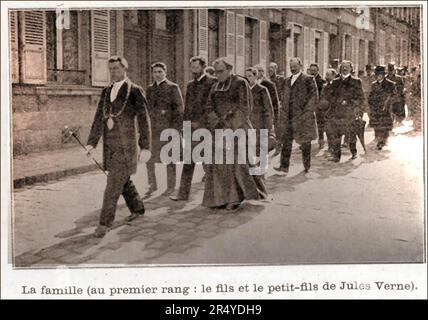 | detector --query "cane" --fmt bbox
[64,126,107,176]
